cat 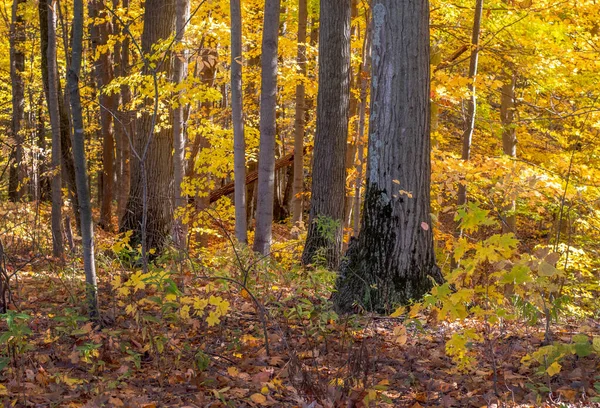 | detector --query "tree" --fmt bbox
[501,69,517,233]
[89,0,116,231]
[68,0,99,319]
[291,0,308,234]
[46,0,63,258]
[8,0,26,201]
[120,0,176,255]
[253,0,281,255]
[230,0,248,244]
[333,0,443,313]
[172,0,190,248]
[457,0,484,208]
[301,0,351,269]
